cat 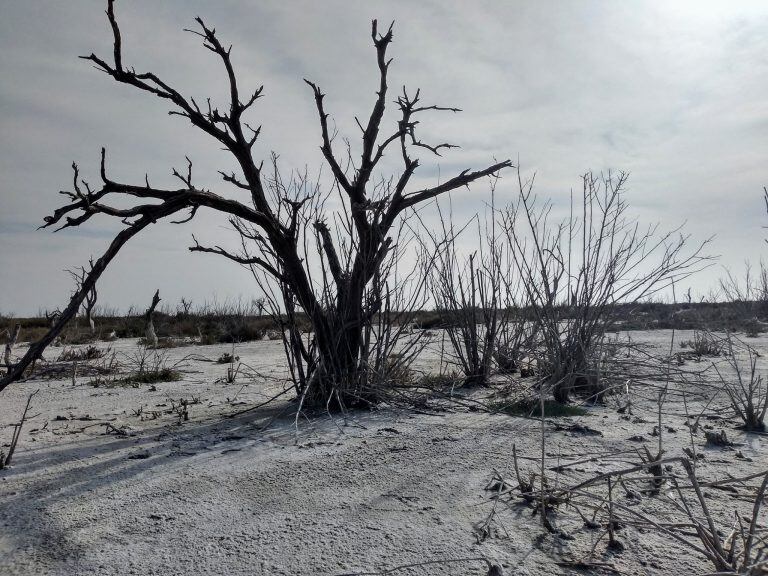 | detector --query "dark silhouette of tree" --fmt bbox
[1,1,511,403]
